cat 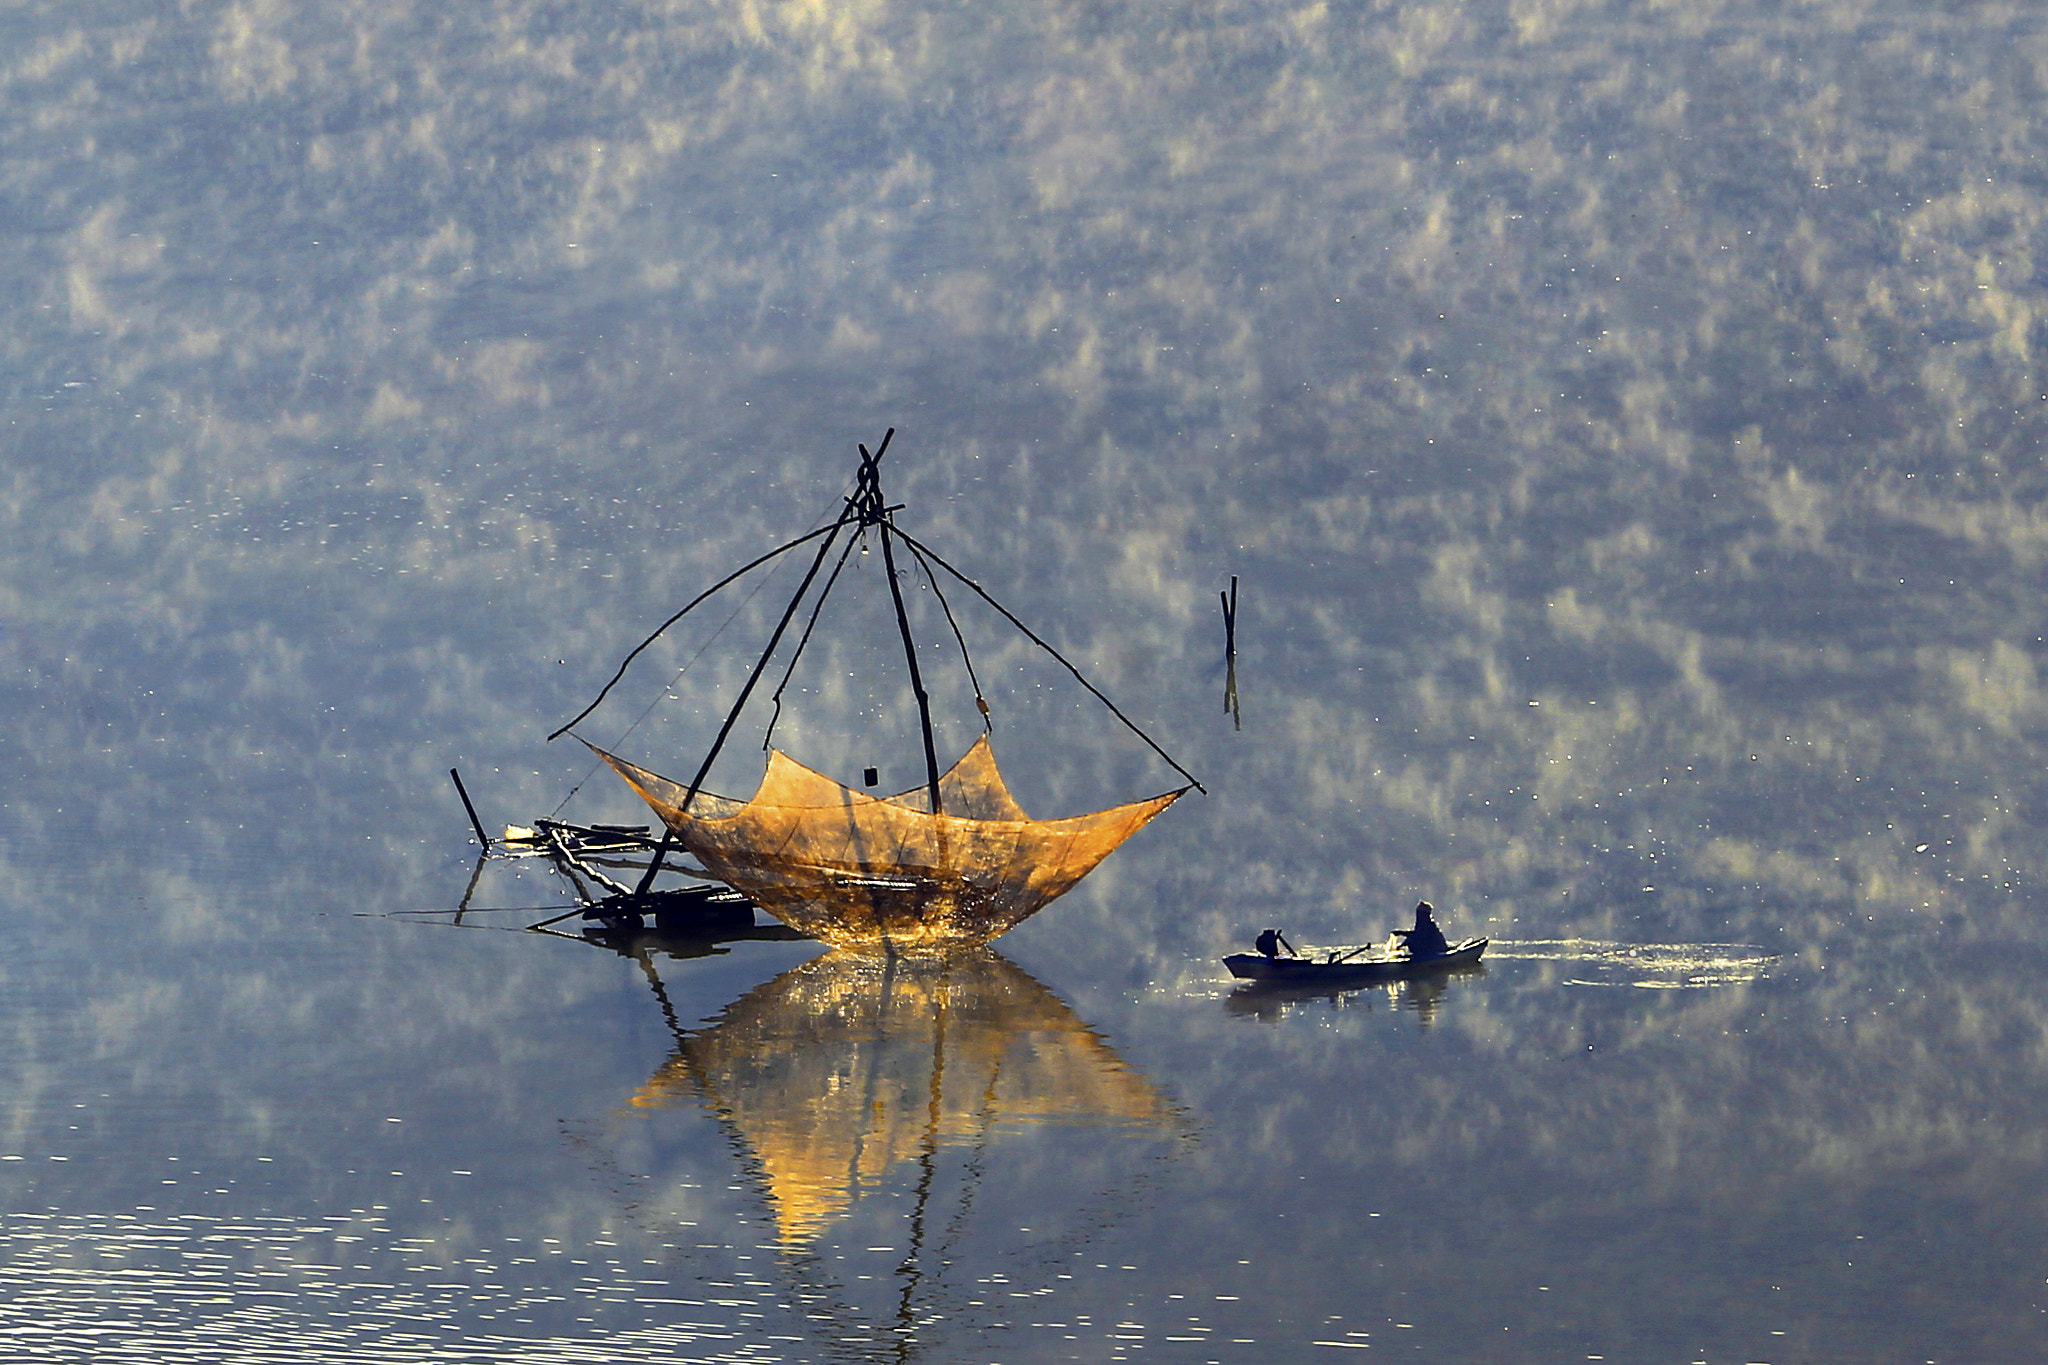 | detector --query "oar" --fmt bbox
[383,905,582,916]
[1330,935,1393,965]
